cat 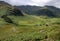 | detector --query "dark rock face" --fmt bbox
[1,15,13,24]
[10,8,24,16]
[1,15,18,25]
